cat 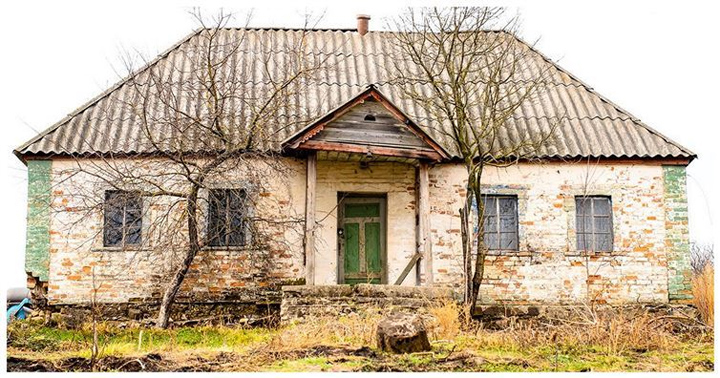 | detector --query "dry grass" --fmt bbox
[249,301,701,363]
[8,302,714,372]
[427,300,471,340]
[693,264,714,327]
[264,301,473,352]
[462,307,682,356]
[263,310,383,352]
